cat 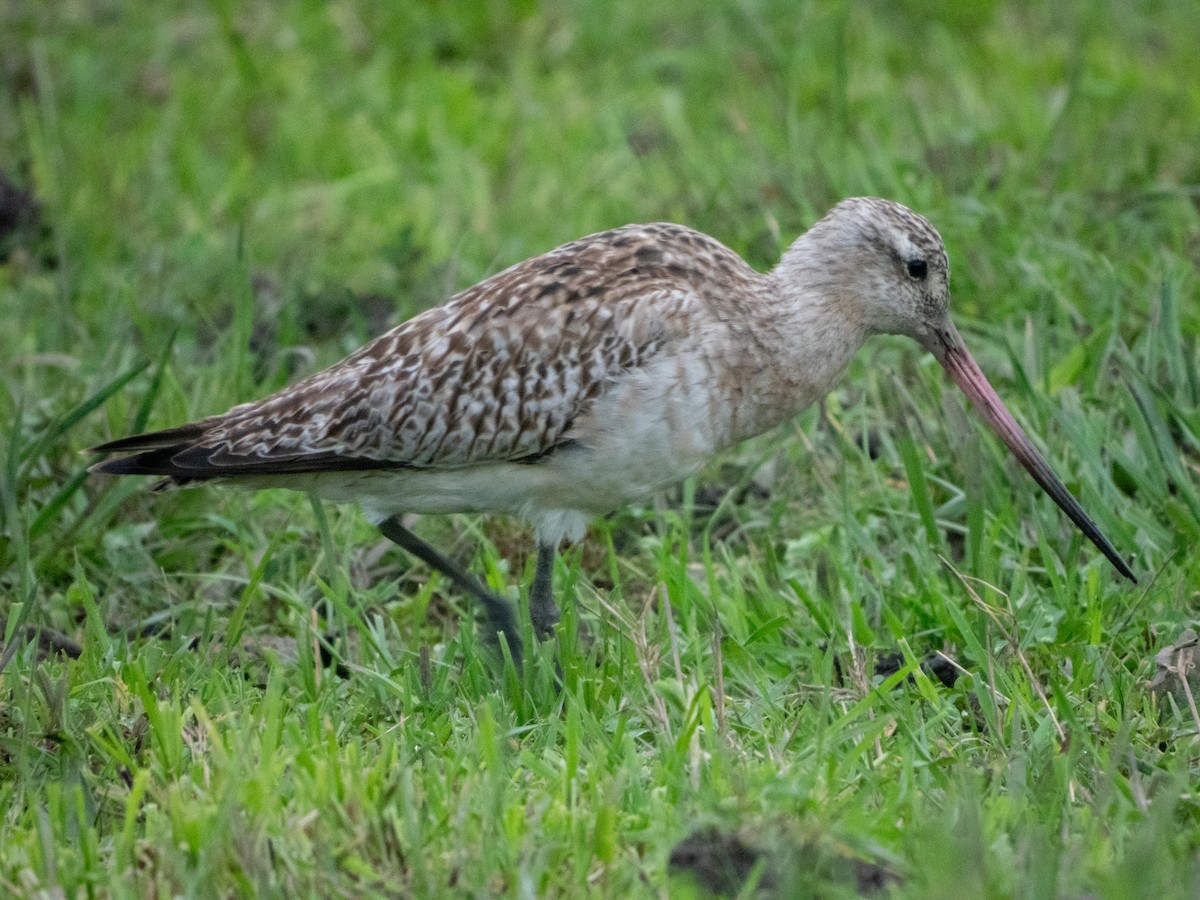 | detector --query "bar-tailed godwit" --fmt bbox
[92,198,1135,665]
